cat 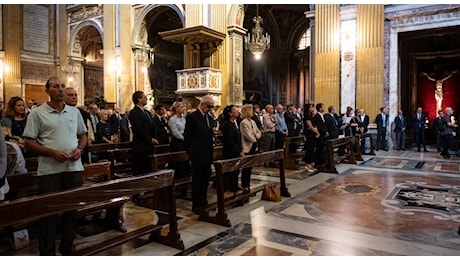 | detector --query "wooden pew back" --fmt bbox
[283,135,305,170]
[0,170,184,255]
